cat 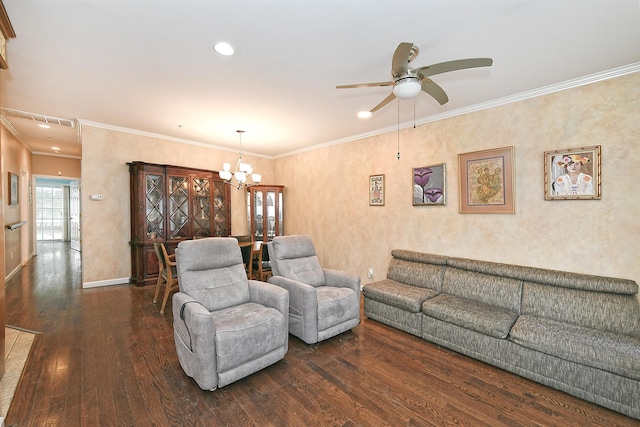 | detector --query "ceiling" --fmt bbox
[1,0,639,159]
